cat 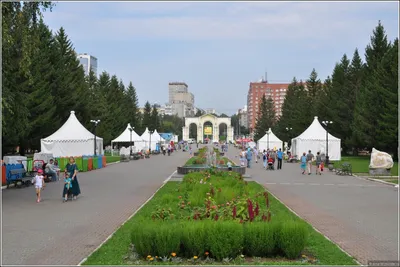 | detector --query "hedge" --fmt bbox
[131,219,307,259]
